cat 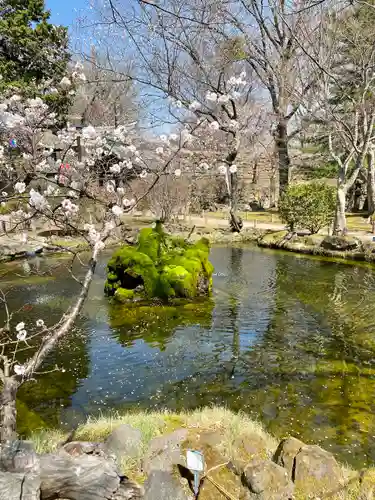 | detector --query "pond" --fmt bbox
[1,245,375,468]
